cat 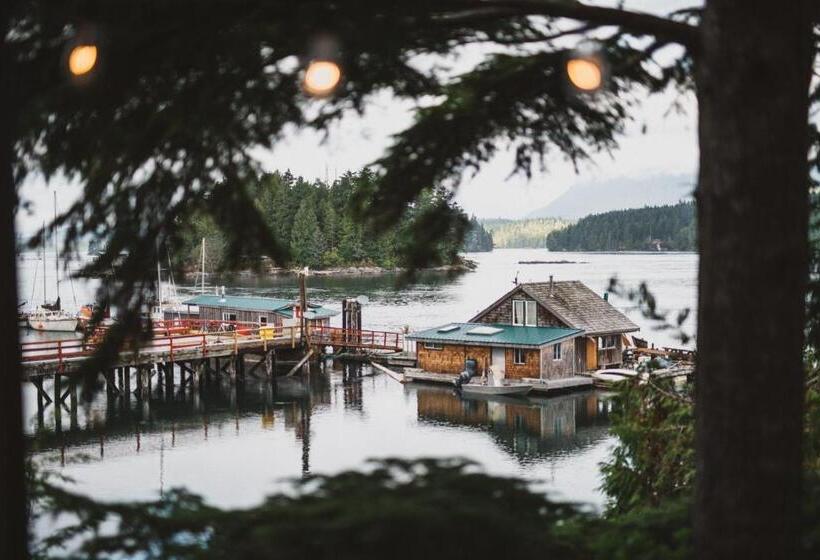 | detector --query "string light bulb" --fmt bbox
[302,60,342,97]
[566,57,603,92]
[68,44,98,76]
